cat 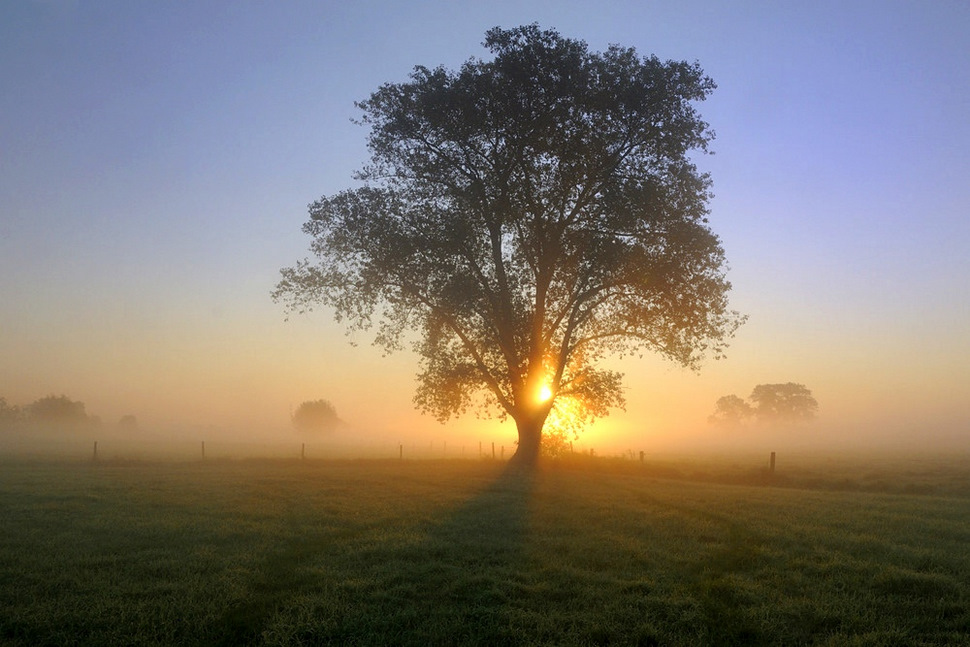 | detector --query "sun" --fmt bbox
[537,384,553,402]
